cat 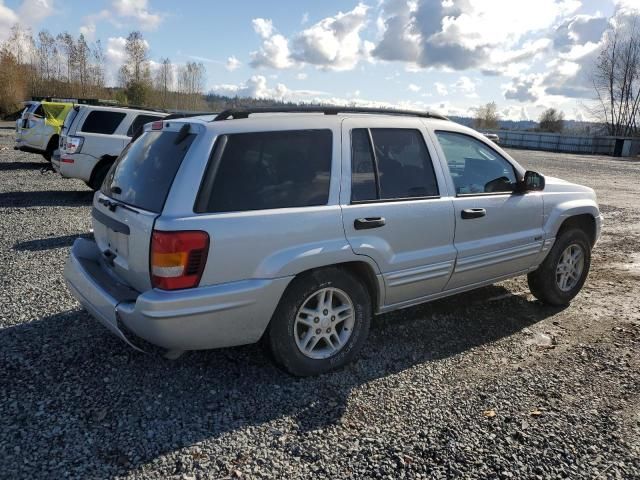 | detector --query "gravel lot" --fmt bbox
[0,128,638,479]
